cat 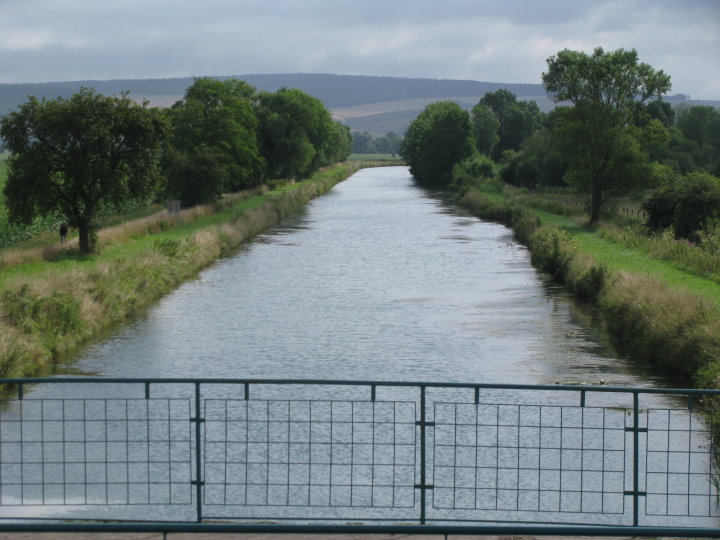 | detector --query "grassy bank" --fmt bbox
[0,162,359,378]
[457,185,720,388]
